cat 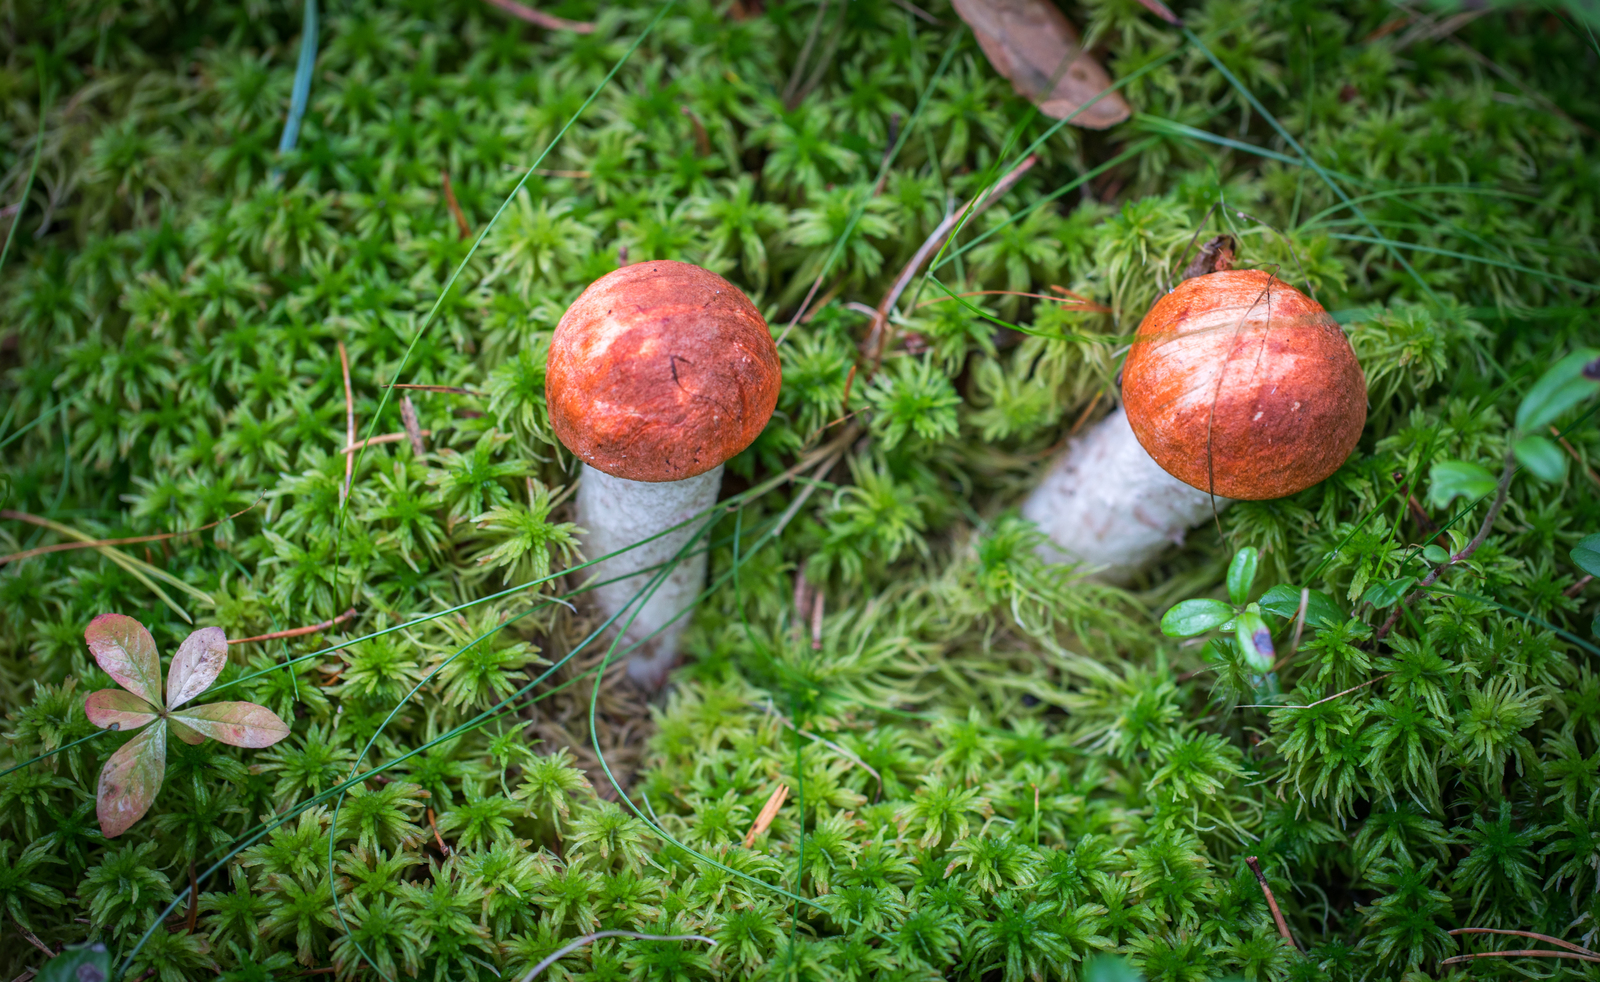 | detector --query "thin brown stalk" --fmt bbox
[743,784,790,847]
[230,608,358,645]
[533,169,590,178]
[339,341,355,506]
[1244,857,1297,950]
[341,431,434,454]
[1441,950,1600,966]
[13,914,50,956]
[185,861,199,933]
[1567,575,1594,597]
[863,155,1039,370]
[1448,928,1598,956]
[1374,445,1516,643]
[912,289,1110,312]
[426,807,451,855]
[888,0,939,23]
[782,0,831,107]
[482,0,595,32]
[839,363,857,414]
[810,589,825,650]
[389,383,484,396]
[680,107,711,157]
[441,171,471,239]
[0,499,259,566]
[400,396,426,456]
[1239,673,1392,711]
[1552,425,1600,489]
